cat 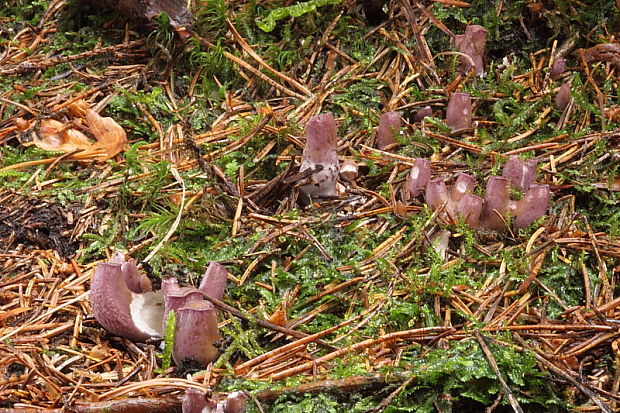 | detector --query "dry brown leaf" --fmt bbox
[25,100,127,161]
